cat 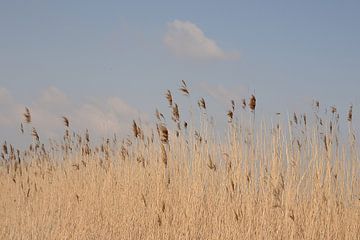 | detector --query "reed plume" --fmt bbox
[172,103,180,122]
[23,107,31,123]
[179,80,189,96]
[198,97,206,110]
[158,124,169,144]
[249,95,256,112]
[62,116,69,127]
[165,90,173,107]
[348,105,353,122]
[242,98,246,109]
